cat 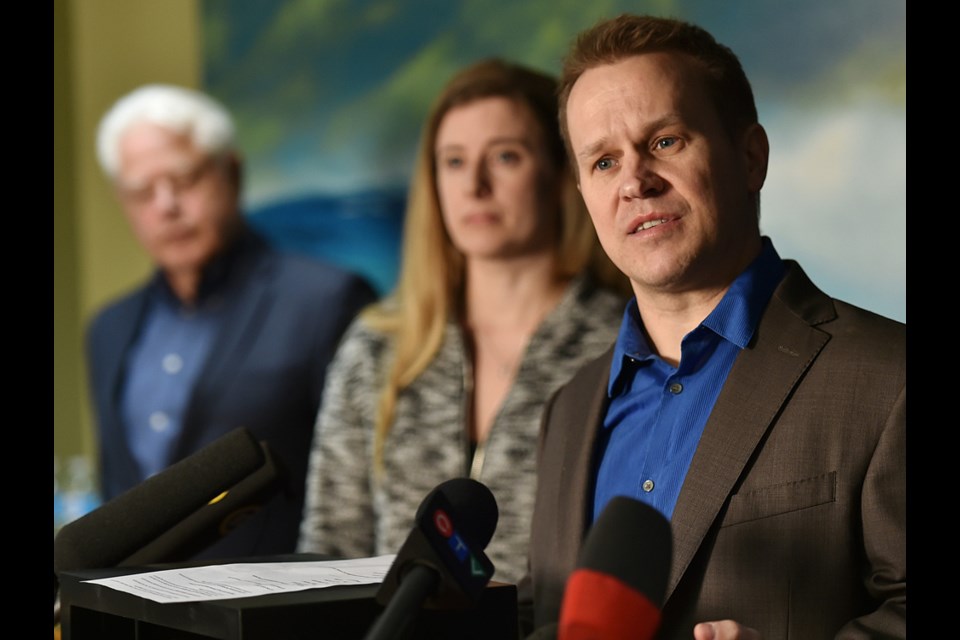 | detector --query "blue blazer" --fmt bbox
[85,228,377,560]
